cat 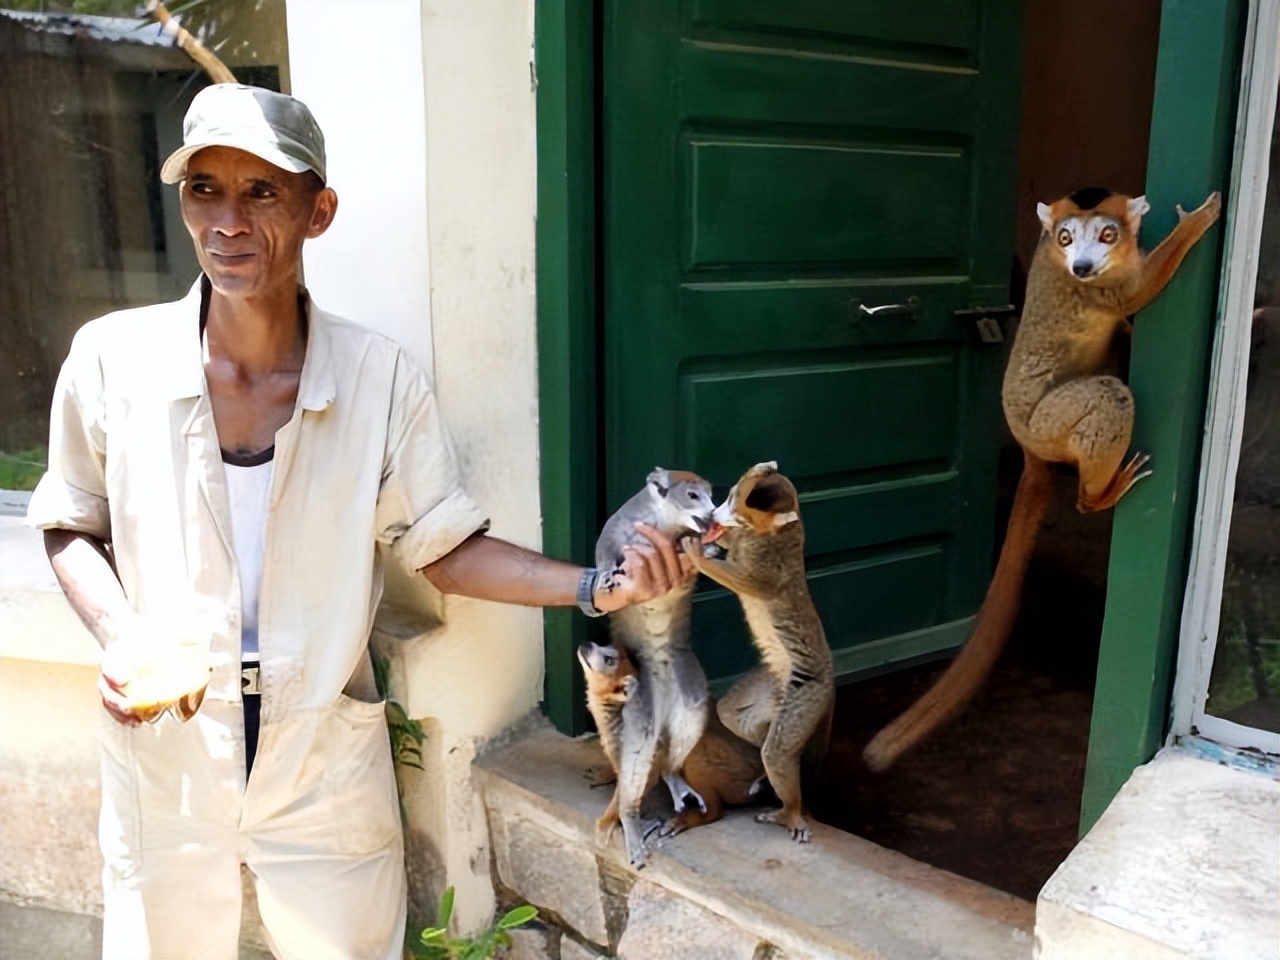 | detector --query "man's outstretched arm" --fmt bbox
[420,523,691,614]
